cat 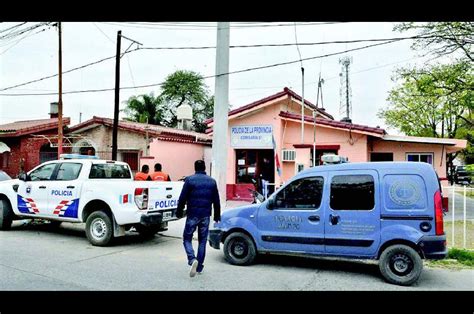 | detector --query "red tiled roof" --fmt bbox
[68,116,212,143]
[204,87,334,125]
[279,111,386,136]
[0,118,71,137]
